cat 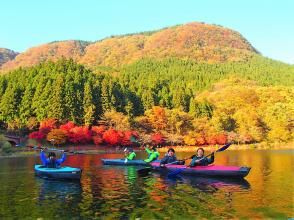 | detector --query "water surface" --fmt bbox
[0,149,293,219]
